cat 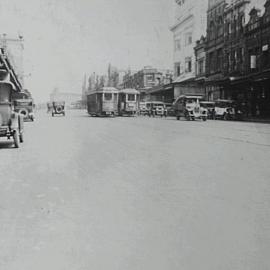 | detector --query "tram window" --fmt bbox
[104,93,112,100]
[127,94,135,101]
